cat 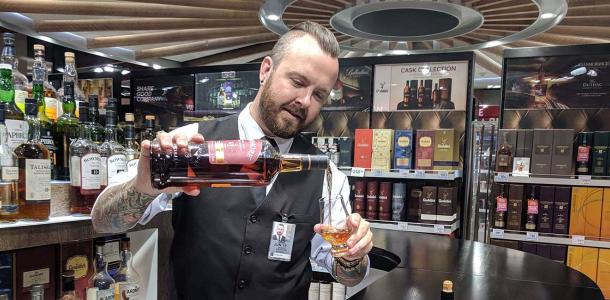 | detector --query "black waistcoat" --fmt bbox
[171,115,324,300]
